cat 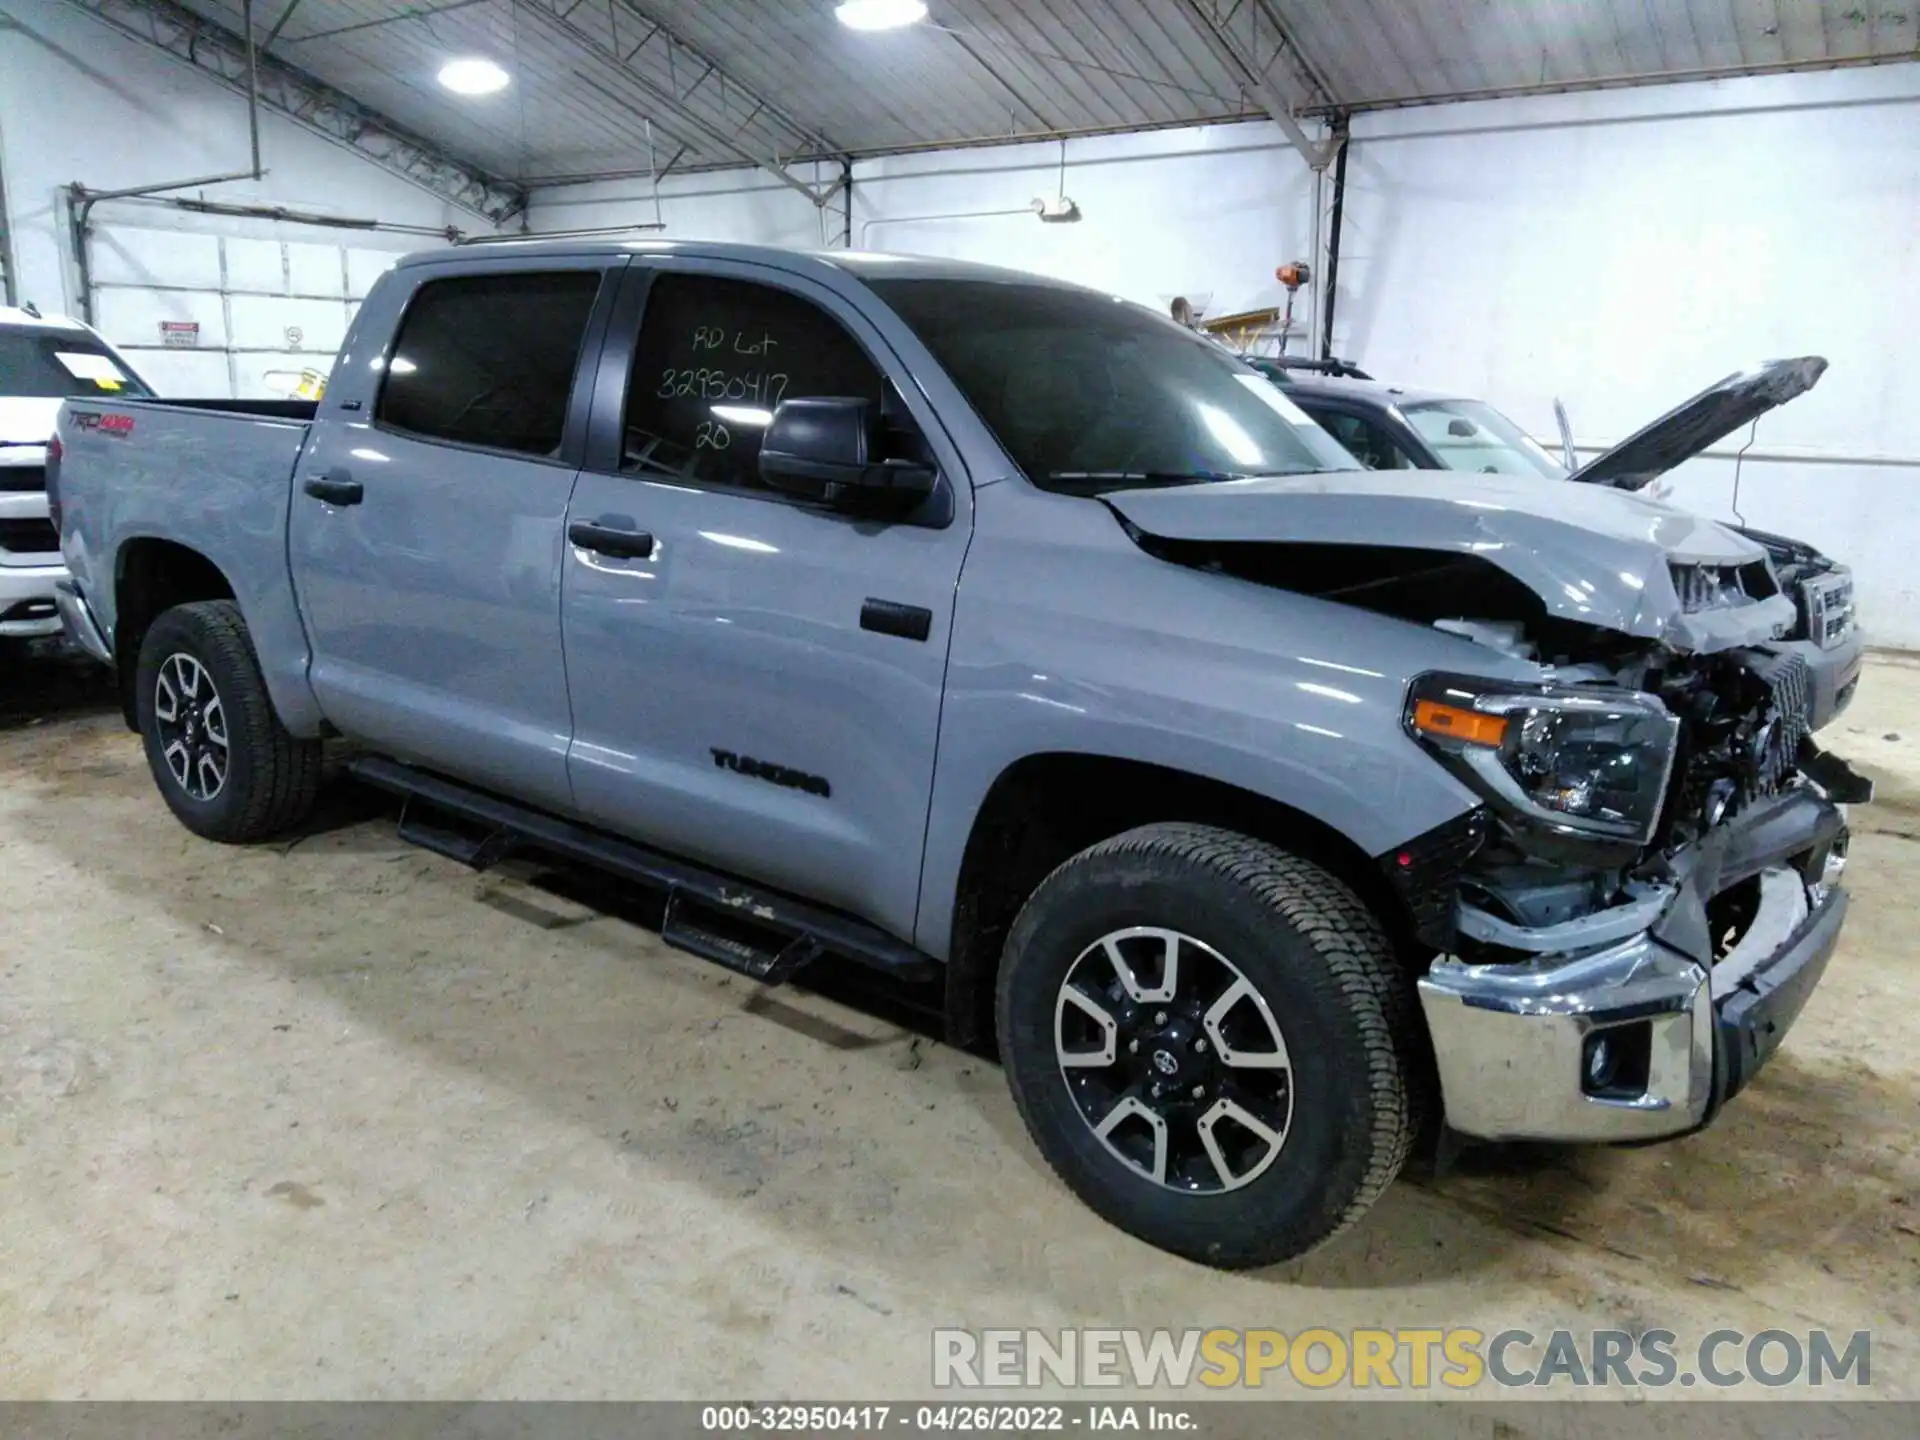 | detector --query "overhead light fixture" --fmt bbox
[835,0,928,32]
[438,58,510,96]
